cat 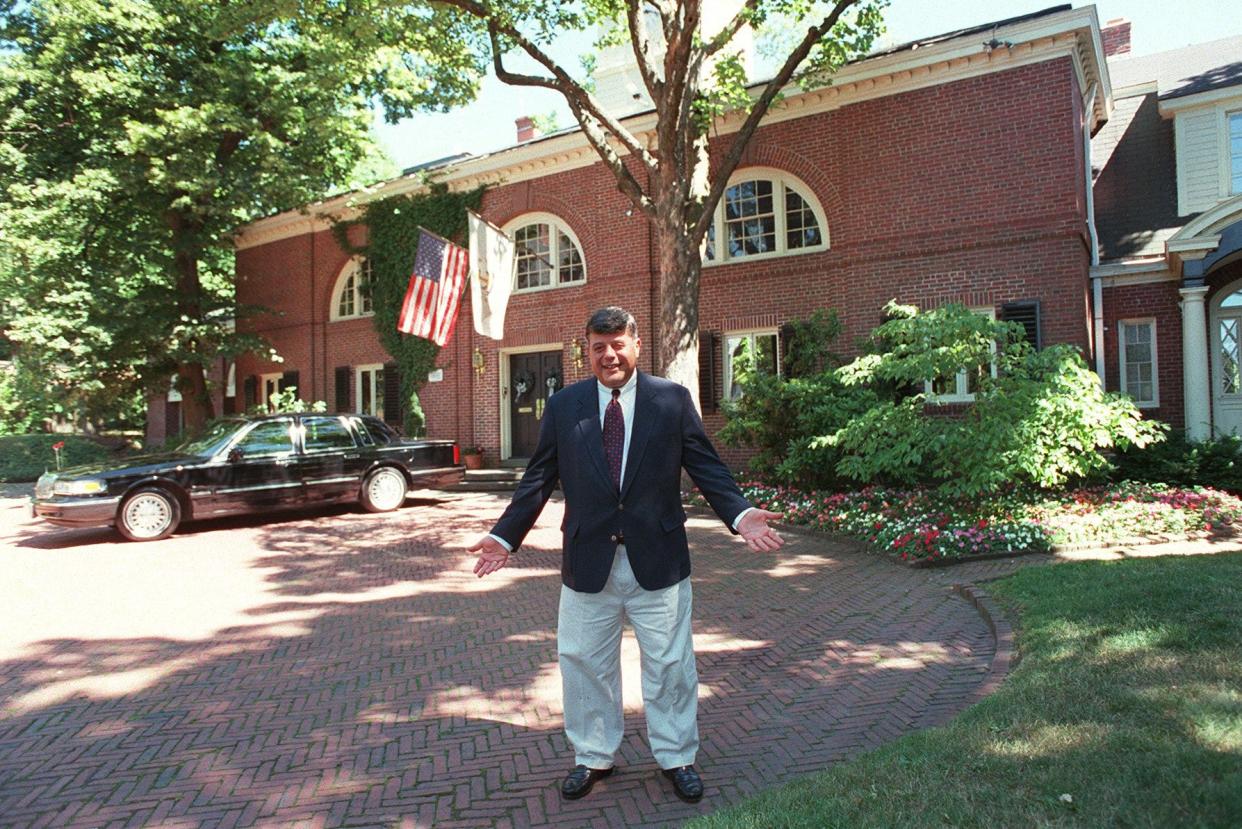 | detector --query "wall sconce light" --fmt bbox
[472,347,486,377]
[570,338,584,370]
